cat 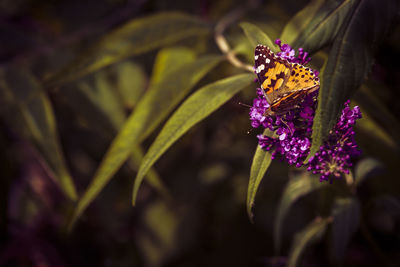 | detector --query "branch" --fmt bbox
[214,4,256,73]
